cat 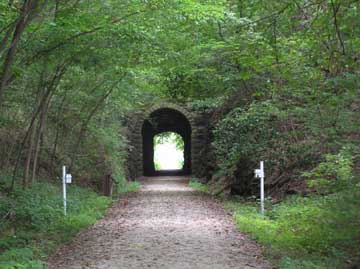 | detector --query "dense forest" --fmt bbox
[0,0,359,268]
